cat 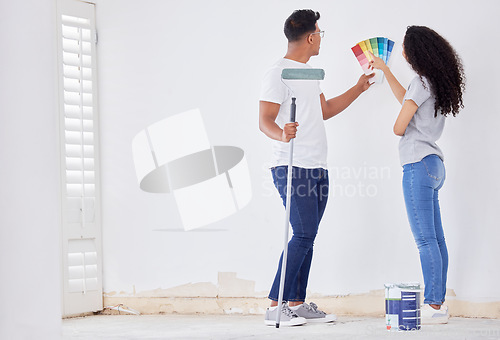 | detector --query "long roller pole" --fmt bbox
[276,97,296,328]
